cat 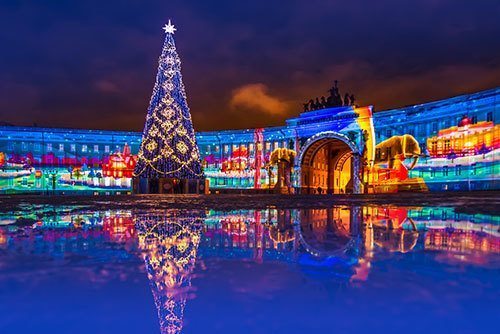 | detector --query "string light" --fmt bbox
[134,21,204,180]
[136,211,204,334]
